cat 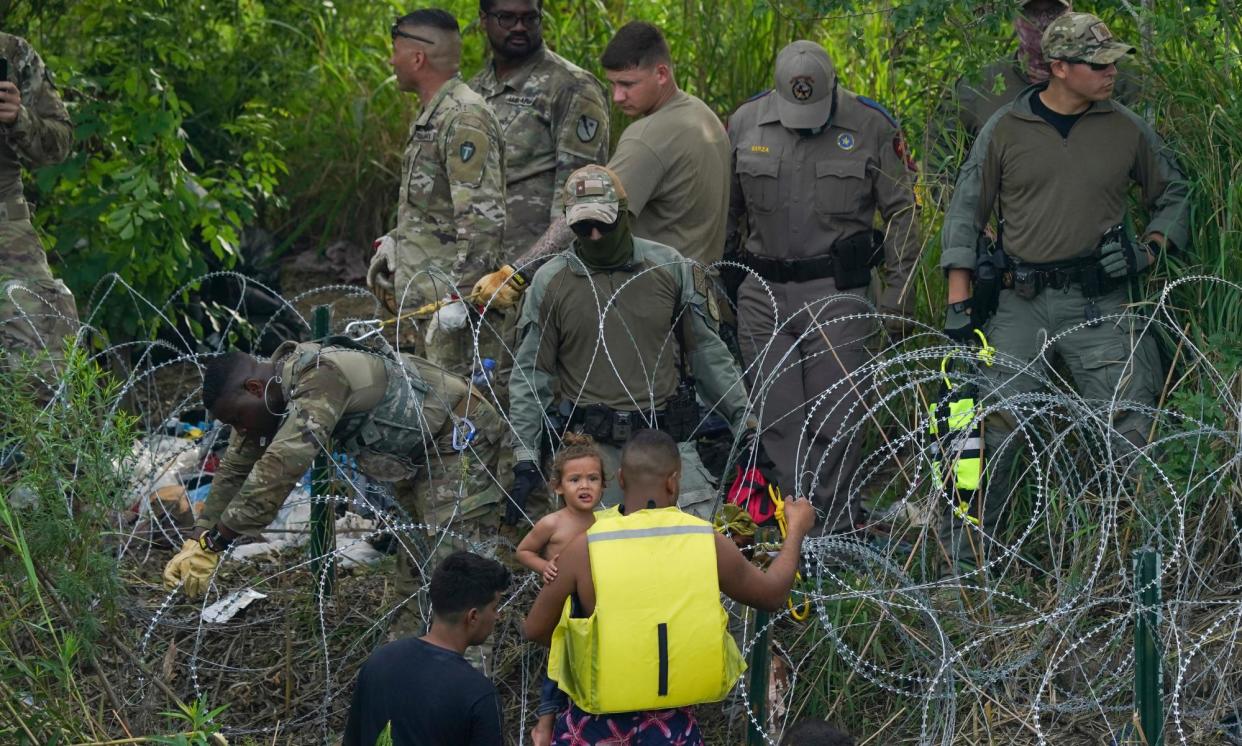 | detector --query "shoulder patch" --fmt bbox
[857,95,900,129]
